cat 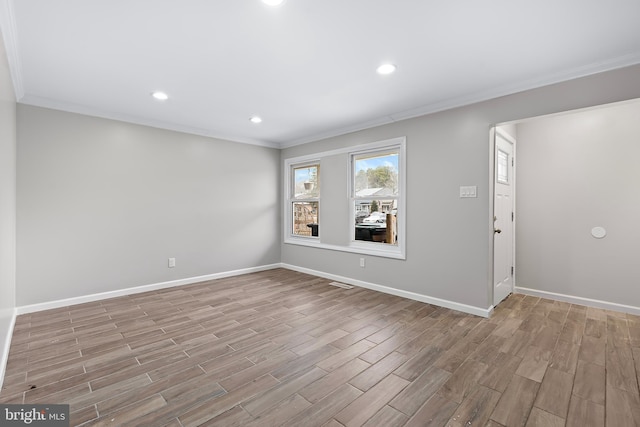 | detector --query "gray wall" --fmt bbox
[11,64,640,314]
[0,28,16,375]
[17,106,281,306]
[516,100,640,307]
[281,64,640,312]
